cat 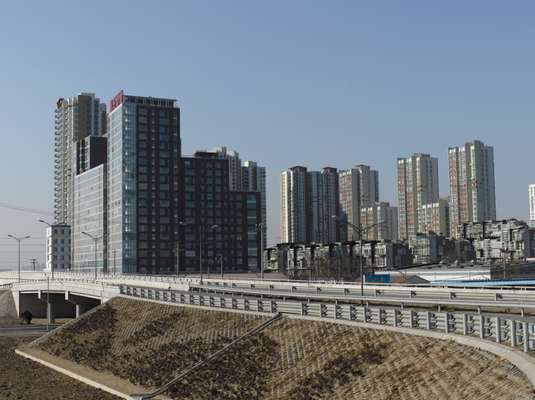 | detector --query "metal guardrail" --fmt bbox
[8,270,535,291]
[119,284,535,353]
[195,280,535,312]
